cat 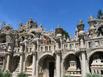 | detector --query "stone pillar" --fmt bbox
[32,52,36,77]
[19,53,23,73]
[56,51,61,77]
[86,60,90,73]
[61,61,64,77]
[19,43,24,73]
[81,50,86,77]
[80,39,87,77]
[5,54,10,71]
[5,45,12,71]
[32,44,37,77]
[36,60,38,77]
[23,39,28,72]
